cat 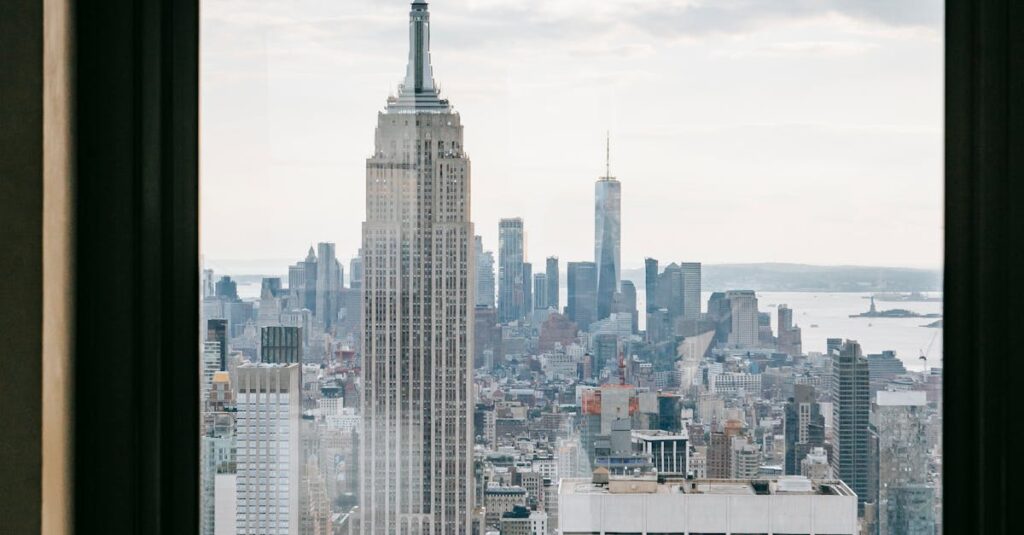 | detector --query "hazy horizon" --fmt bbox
[201,0,944,269]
